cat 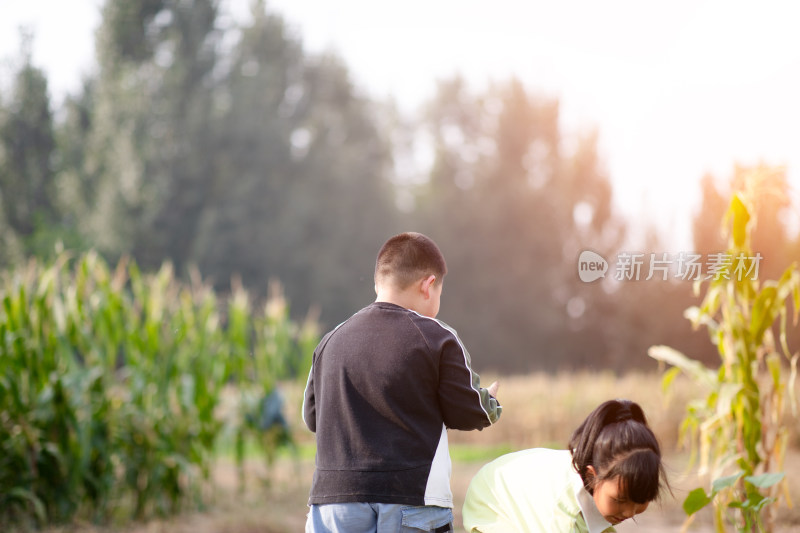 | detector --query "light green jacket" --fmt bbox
[462,448,616,533]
